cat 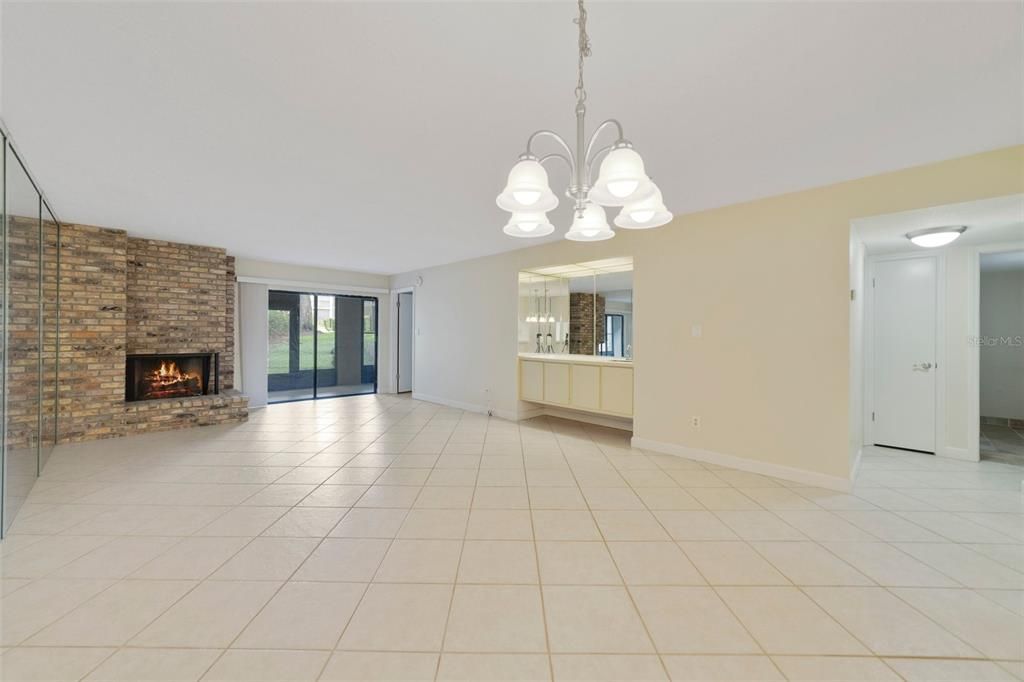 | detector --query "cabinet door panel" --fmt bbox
[570,364,600,411]
[600,366,634,415]
[544,363,570,405]
[520,361,544,402]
